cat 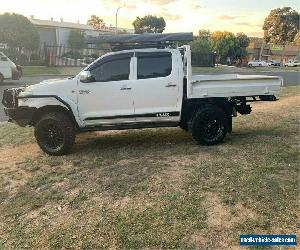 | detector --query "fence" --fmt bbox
[44,44,109,66]
[3,44,216,67]
[191,53,215,67]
